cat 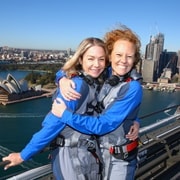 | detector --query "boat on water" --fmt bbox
[0,105,180,180]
